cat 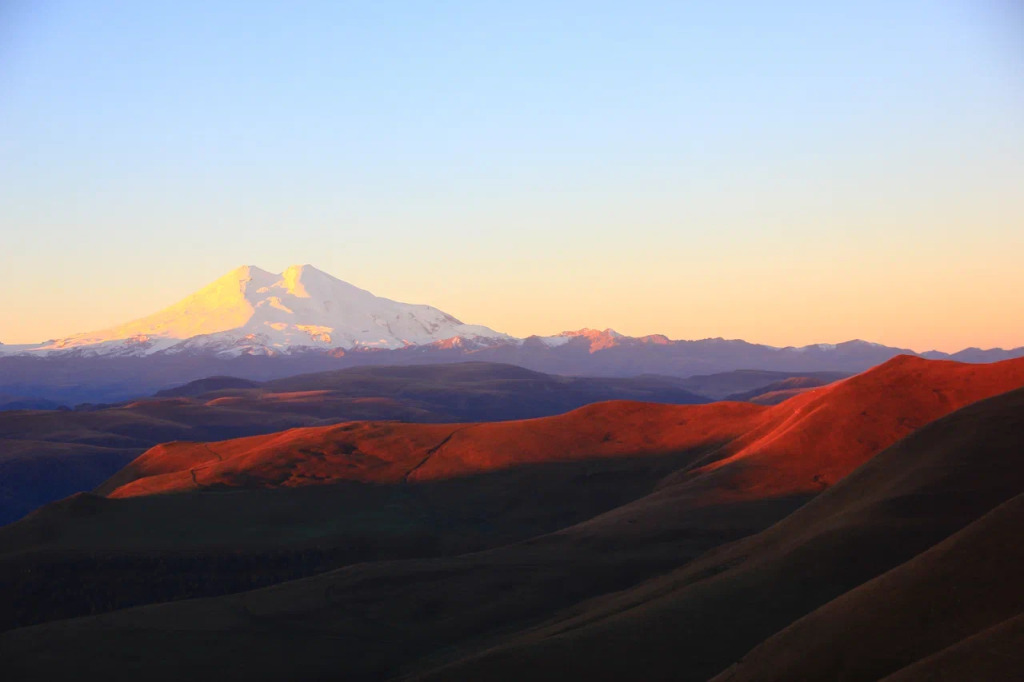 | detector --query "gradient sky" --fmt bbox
[2,1,1022,351]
